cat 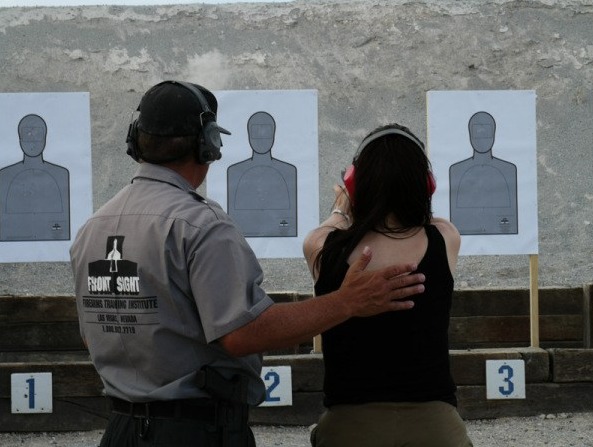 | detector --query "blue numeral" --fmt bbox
[264,371,281,402]
[498,365,515,396]
[26,378,35,409]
